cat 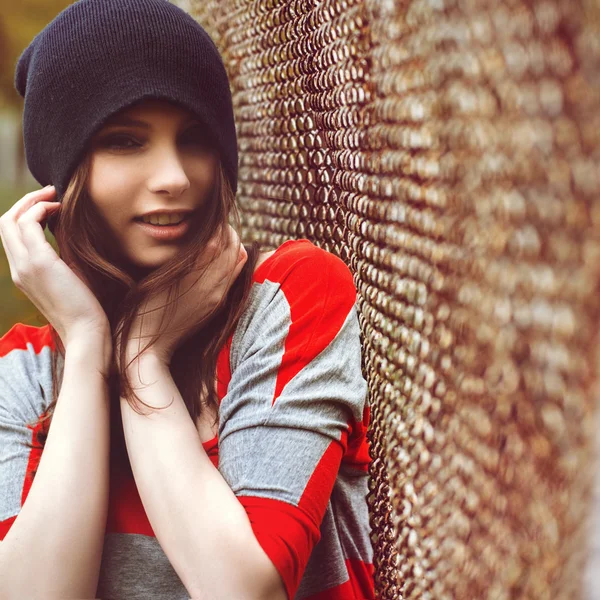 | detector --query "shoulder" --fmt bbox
[252,239,356,307]
[224,241,367,423]
[0,323,55,358]
[229,241,359,367]
[0,323,54,420]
